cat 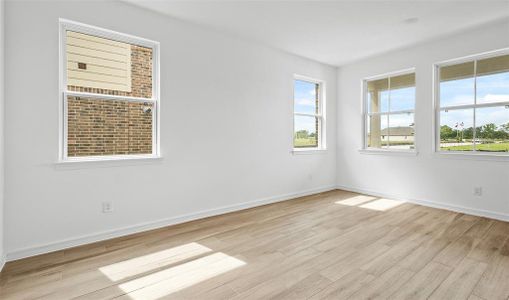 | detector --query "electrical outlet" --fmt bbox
[102,201,113,213]
[474,187,483,197]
